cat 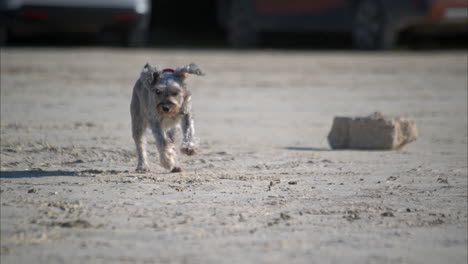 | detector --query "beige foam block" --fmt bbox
[328,112,418,150]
